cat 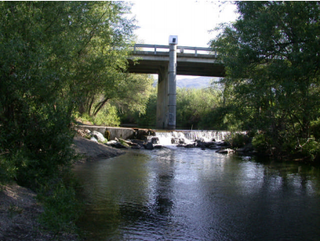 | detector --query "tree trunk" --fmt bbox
[93,97,109,116]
